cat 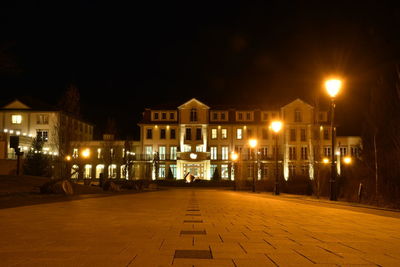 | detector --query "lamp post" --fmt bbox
[325,78,342,201]
[271,120,283,195]
[230,152,238,190]
[249,139,258,192]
